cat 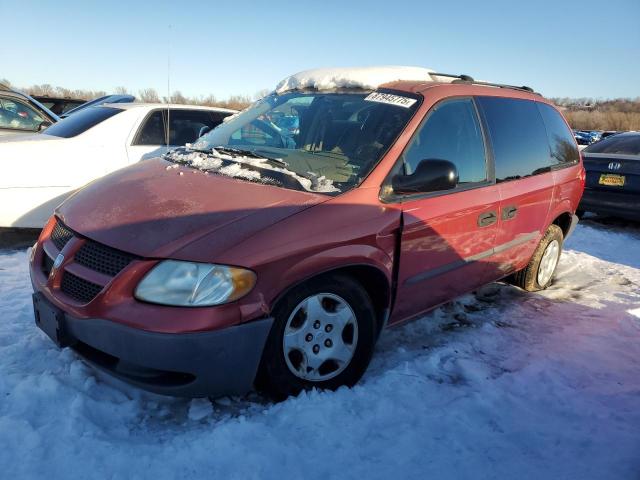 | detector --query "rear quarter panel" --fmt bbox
[551,164,584,224]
